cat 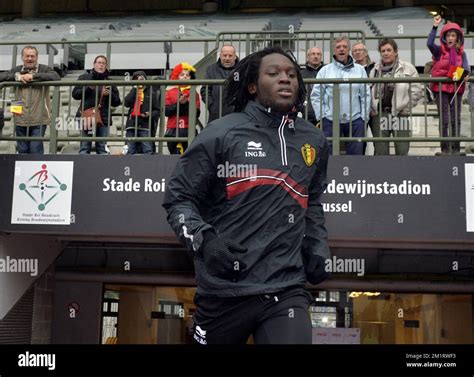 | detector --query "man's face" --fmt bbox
[22,48,38,69]
[94,57,107,73]
[250,53,298,113]
[446,31,458,47]
[380,44,397,65]
[351,44,367,65]
[307,48,322,67]
[334,40,350,64]
[220,46,237,68]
